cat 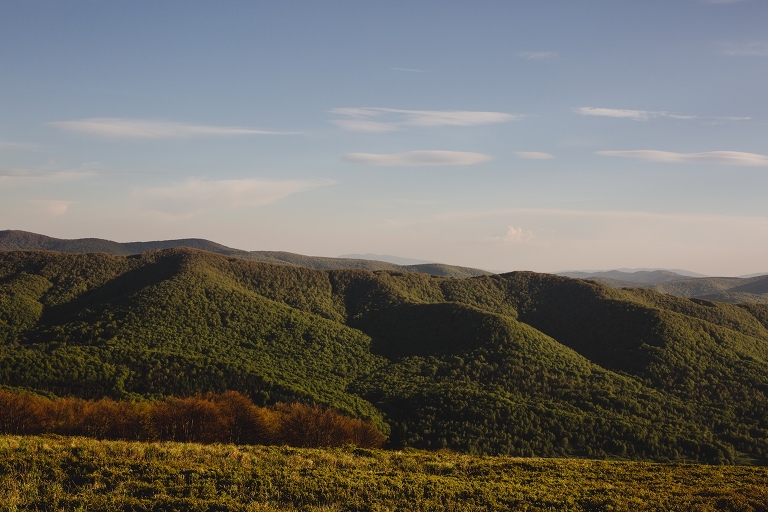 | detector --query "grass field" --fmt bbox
[1,435,767,511]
